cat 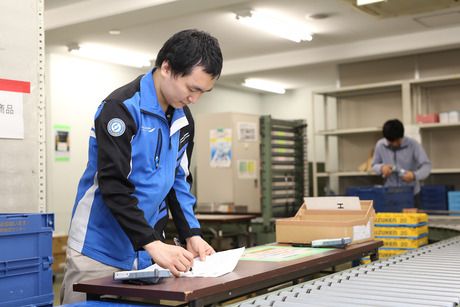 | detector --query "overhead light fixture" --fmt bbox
[67,43,153,68]
[242,79,286,94]
[235,10,313,43]
[357,0,385,6]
